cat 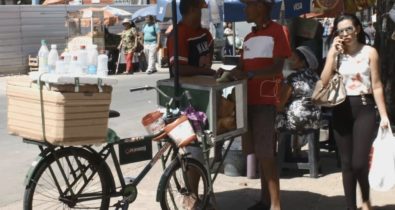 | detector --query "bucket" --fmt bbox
[222,149,246,177]
[141,111,165,135]
[164,115,196,147]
